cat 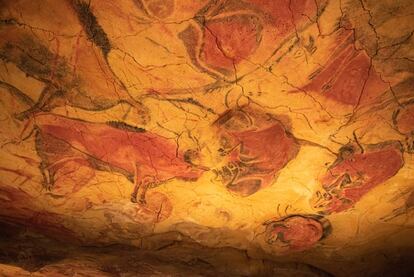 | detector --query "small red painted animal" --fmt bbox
[263,214,331,251]
[32,113,207,204]
[313,141,404,214]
